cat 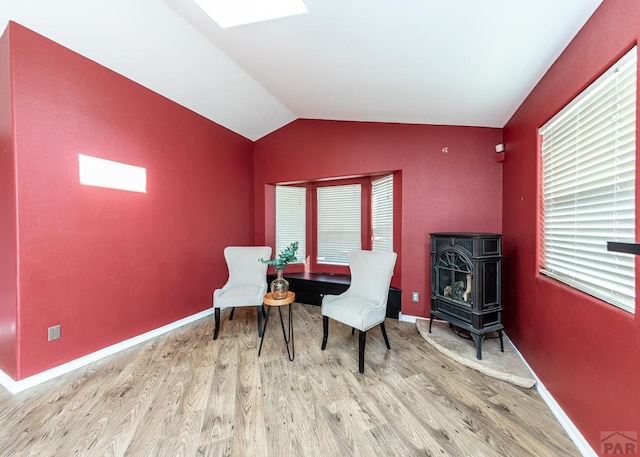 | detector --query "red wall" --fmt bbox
[503,0,640,449]
[1,22,255,380]
[254,119,503,317]
[0,25,18,378]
